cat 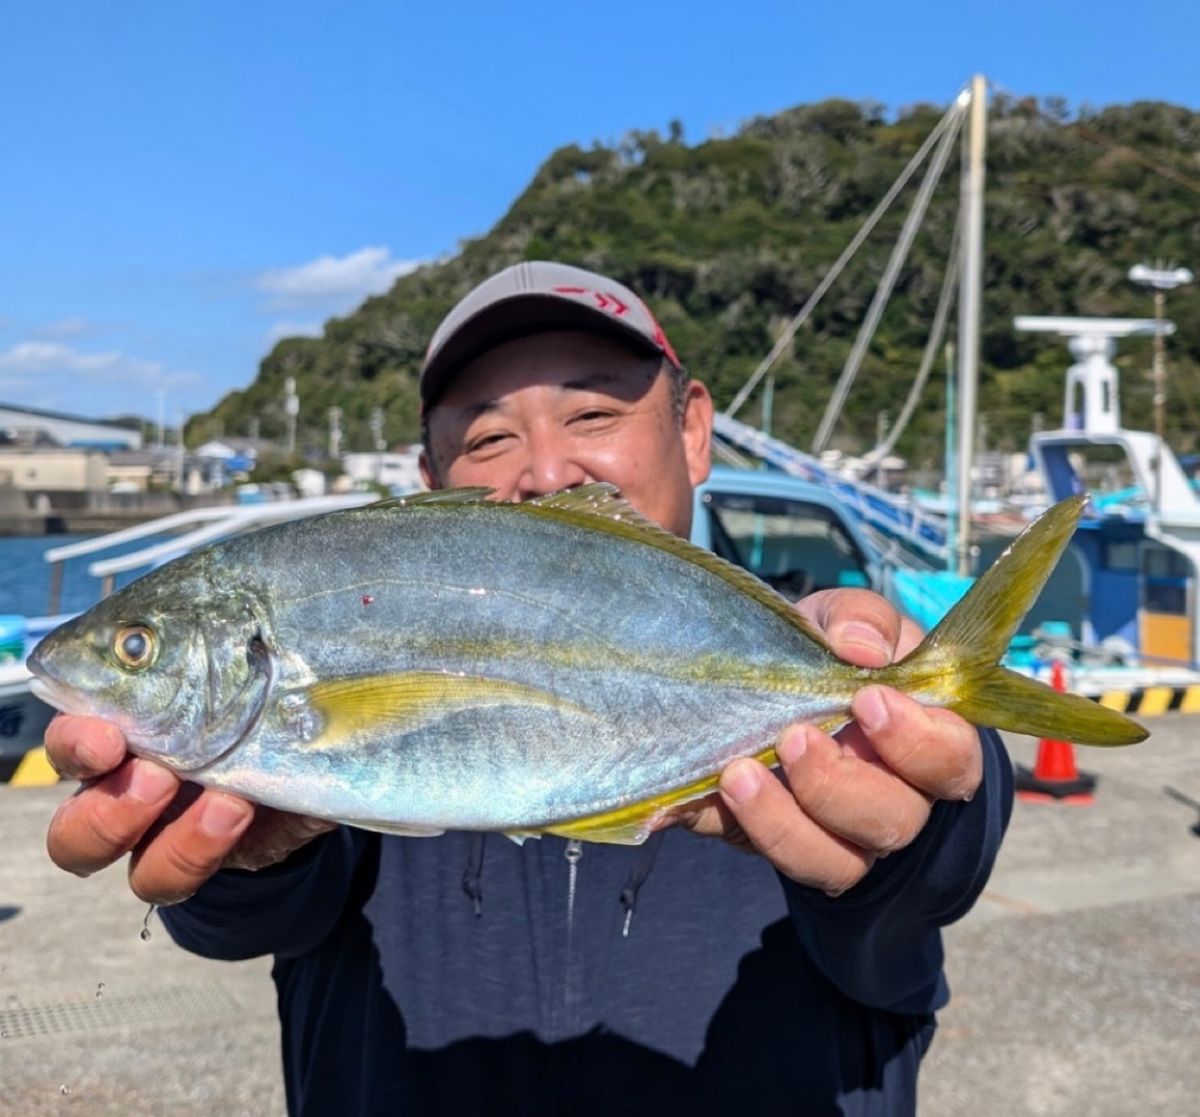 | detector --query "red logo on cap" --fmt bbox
[552,285,630,317]
[552,283,679,366]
